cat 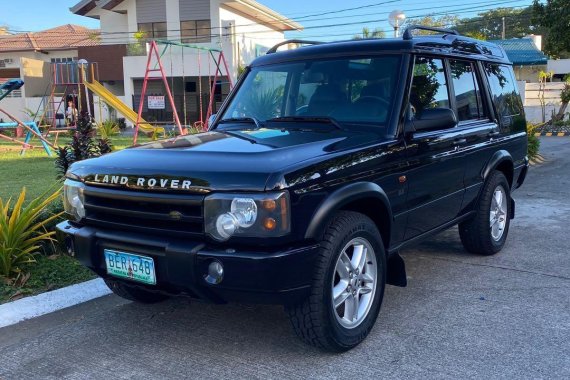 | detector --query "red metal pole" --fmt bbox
[220,51,234,88]
[153,42,184,136]
[134,41,157,145]
[205,53,222,130]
